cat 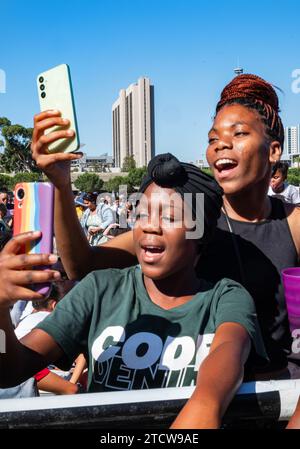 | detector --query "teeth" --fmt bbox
[143,246,164,252]
[215,159,237,167]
